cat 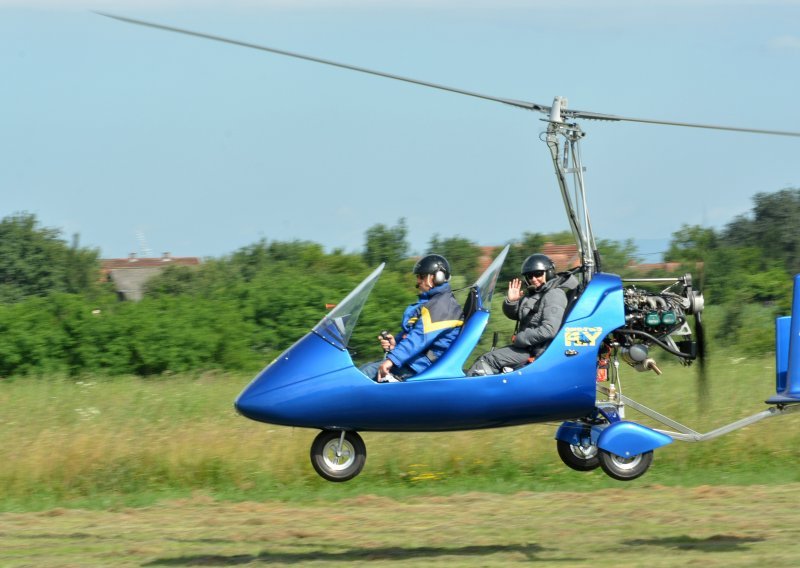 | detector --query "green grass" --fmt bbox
[4,486,800,566]
[1,350,799,512]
